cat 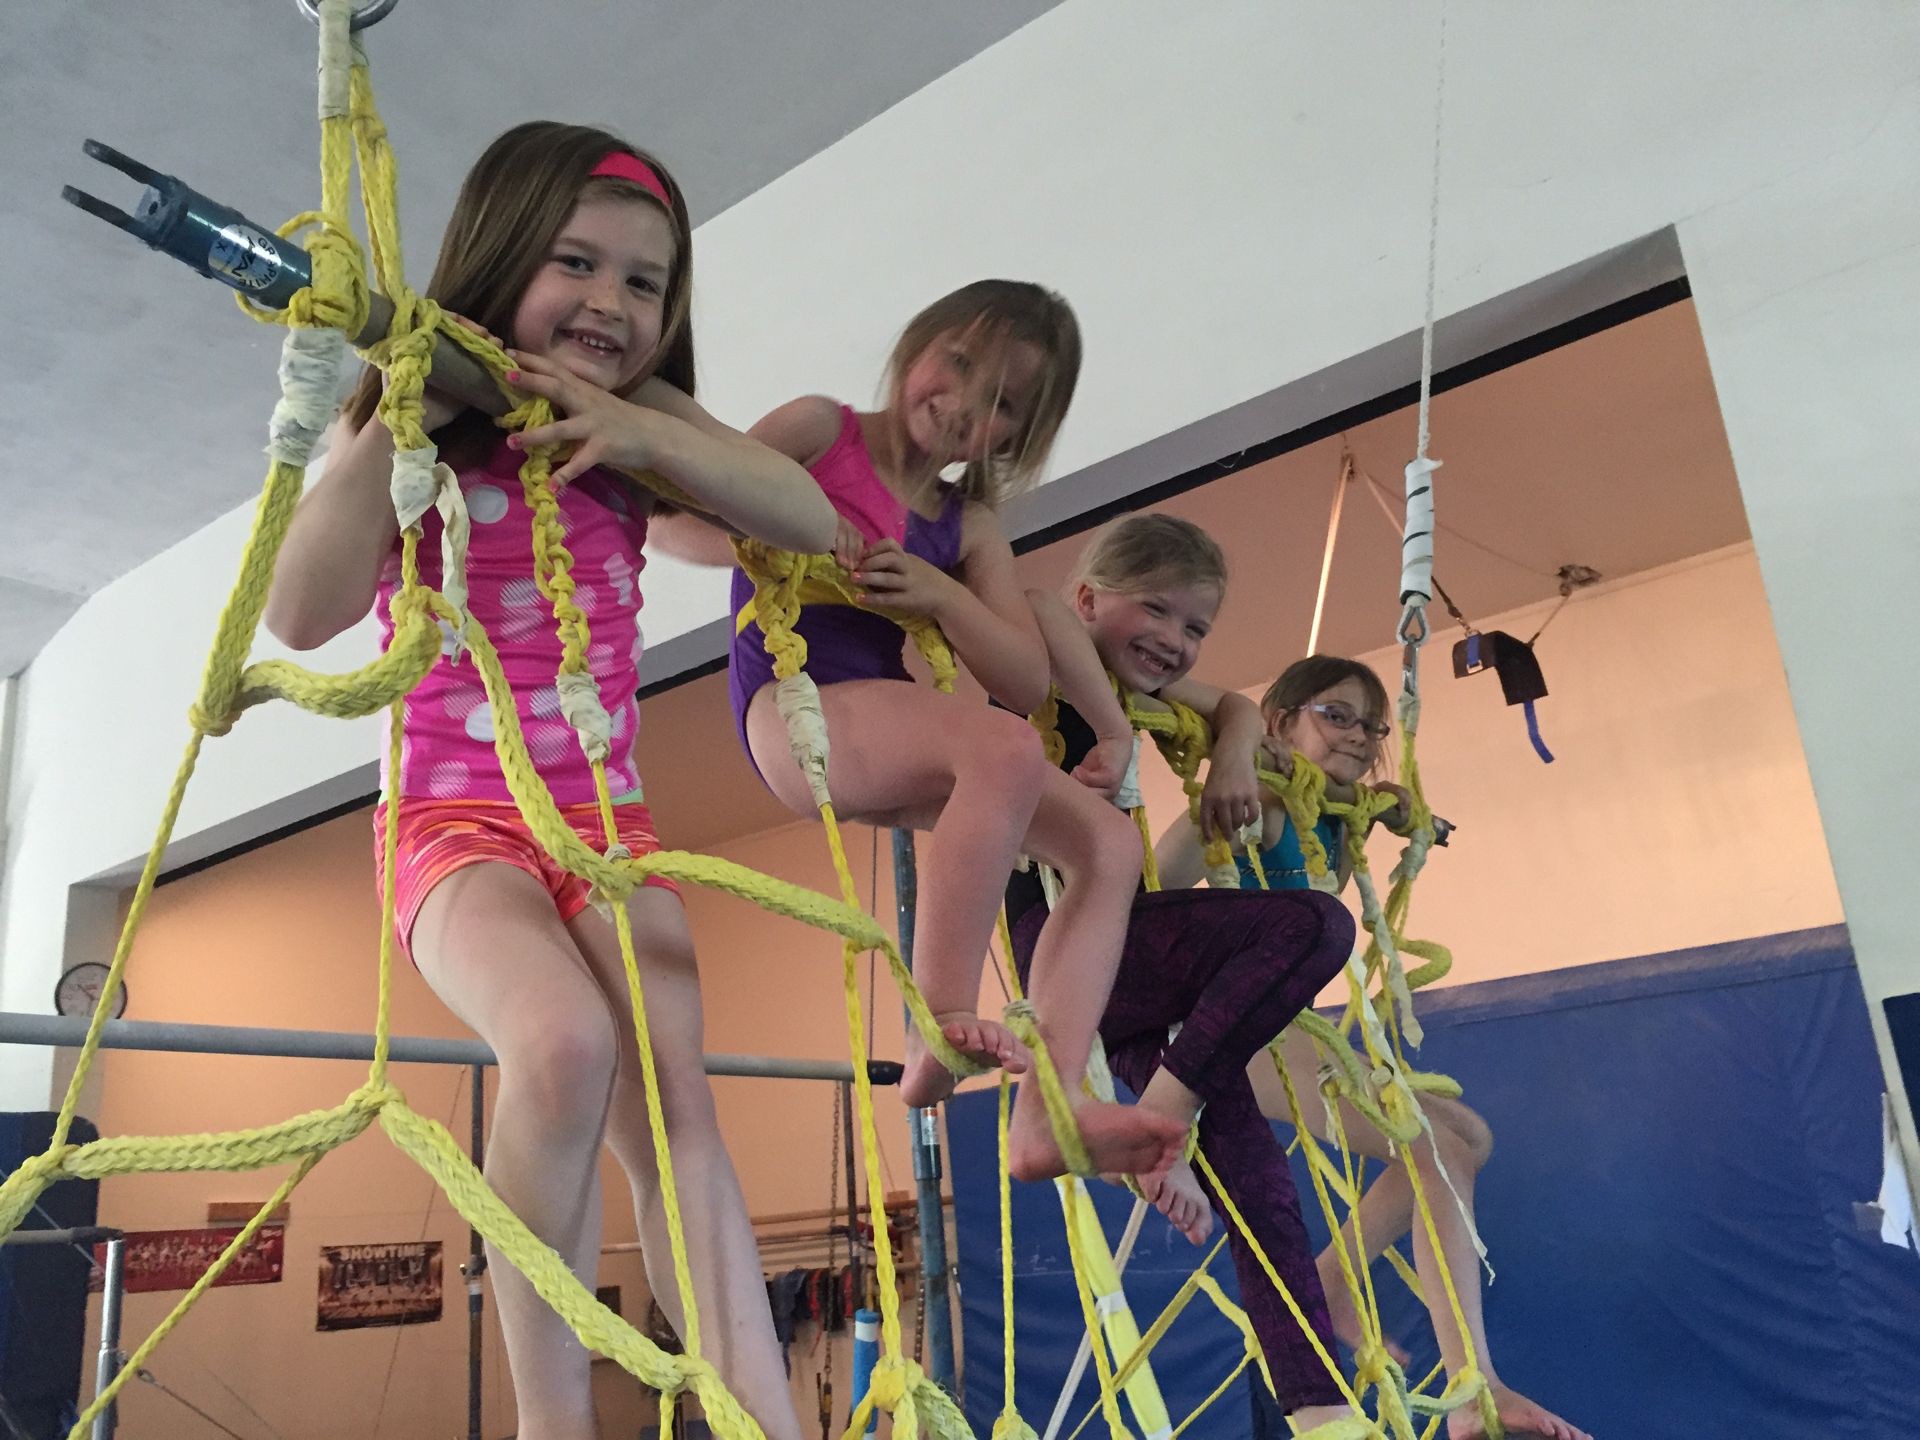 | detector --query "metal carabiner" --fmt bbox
[293,0,399,31]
